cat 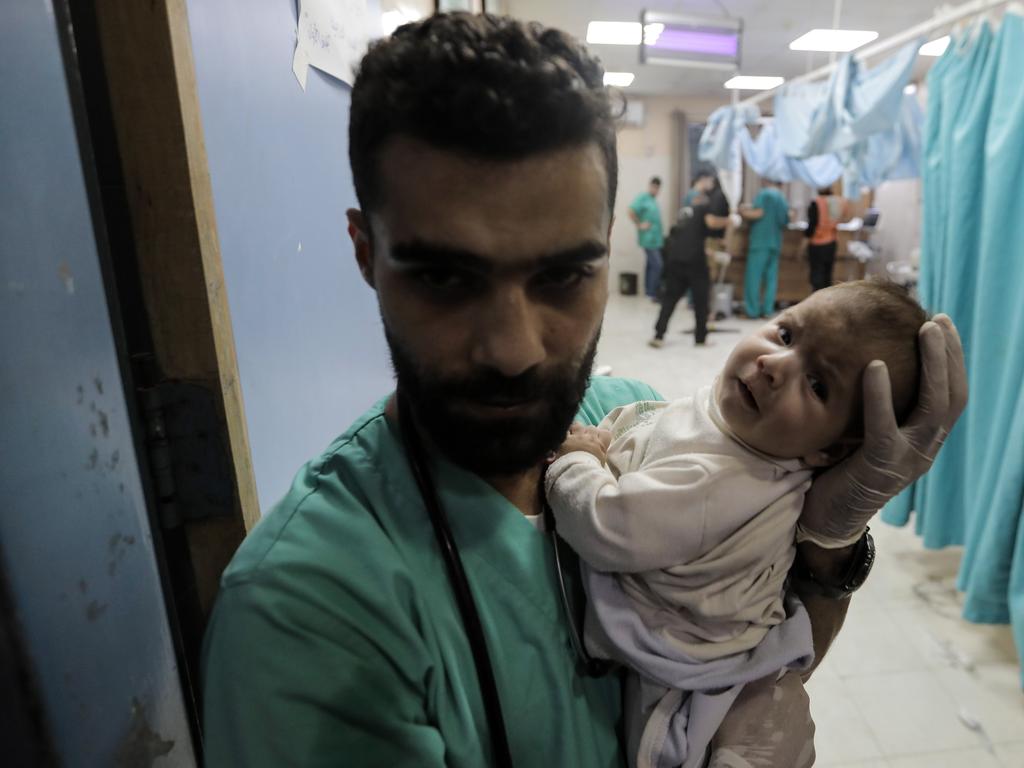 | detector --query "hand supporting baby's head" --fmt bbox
[716,280,927,468]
